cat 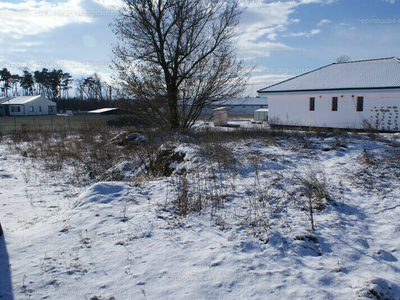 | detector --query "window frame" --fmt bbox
[30,106,34,112]
[332,97,338,111]
[356,97,364,112]
[309,97,315,111]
